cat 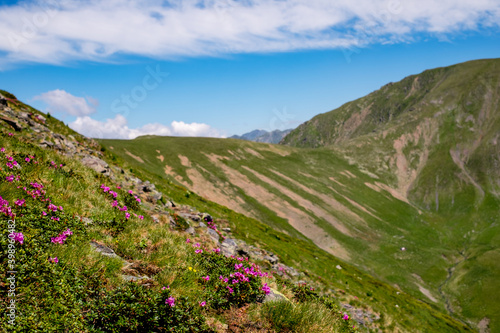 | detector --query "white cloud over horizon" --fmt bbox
[0,0,498,67]
[33,89,98,116]
[69,114,226,139]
